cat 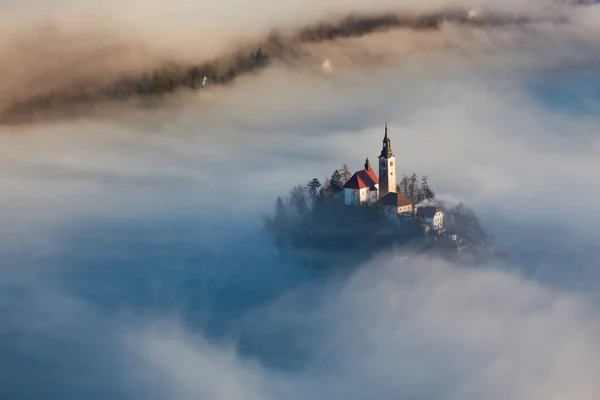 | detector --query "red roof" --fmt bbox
[378,192,412,207]
[343,168,379,189]
[364,167,378,183]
